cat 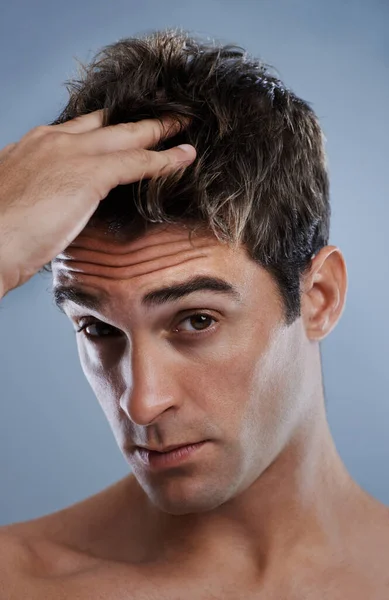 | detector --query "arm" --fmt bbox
[0,112,195,295]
